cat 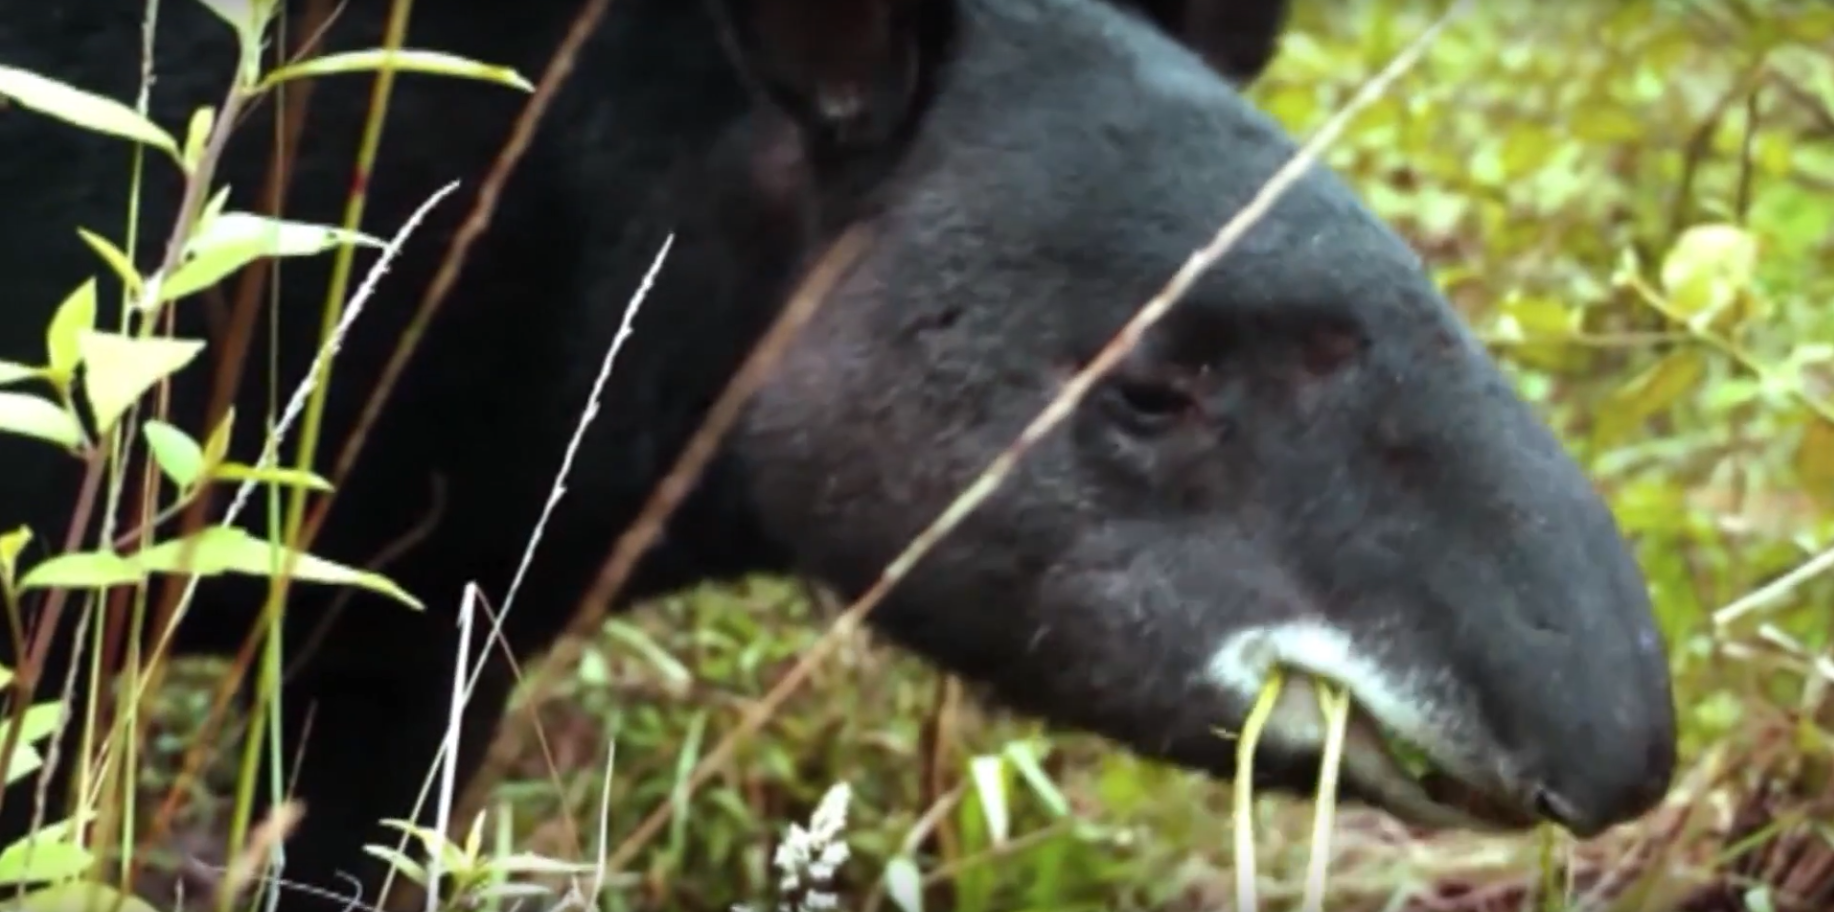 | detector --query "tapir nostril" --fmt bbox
[1530,785,1599,837]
